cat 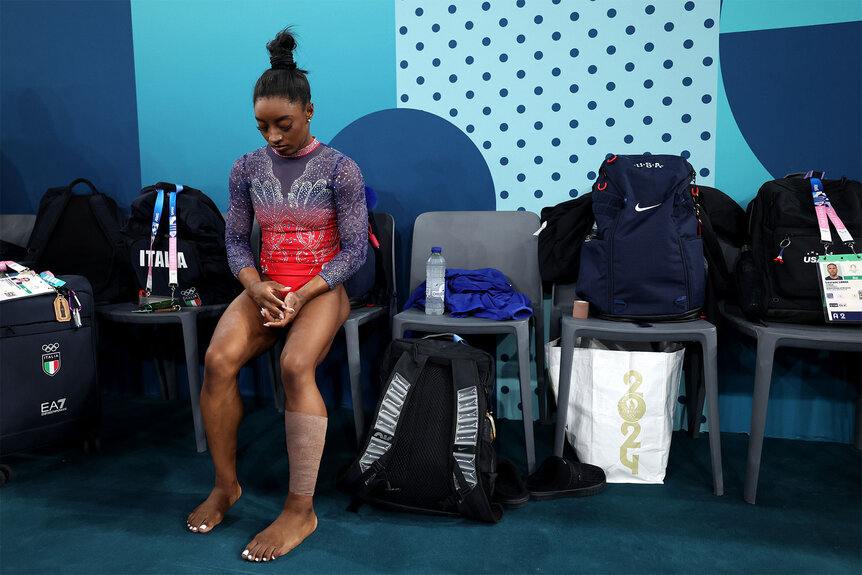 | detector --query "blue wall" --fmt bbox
[0,0,141,212]
[1,0,859,442]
